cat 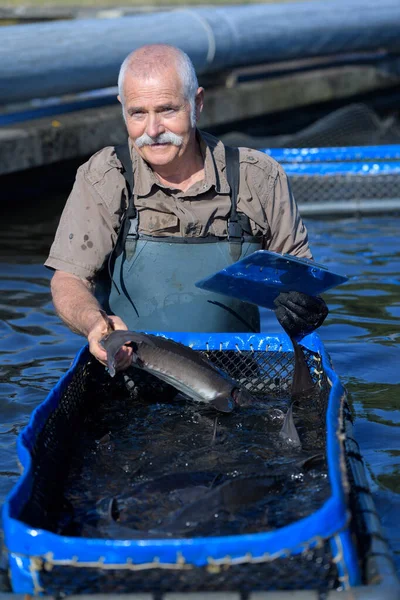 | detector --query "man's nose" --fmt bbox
[146,113,165,139]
